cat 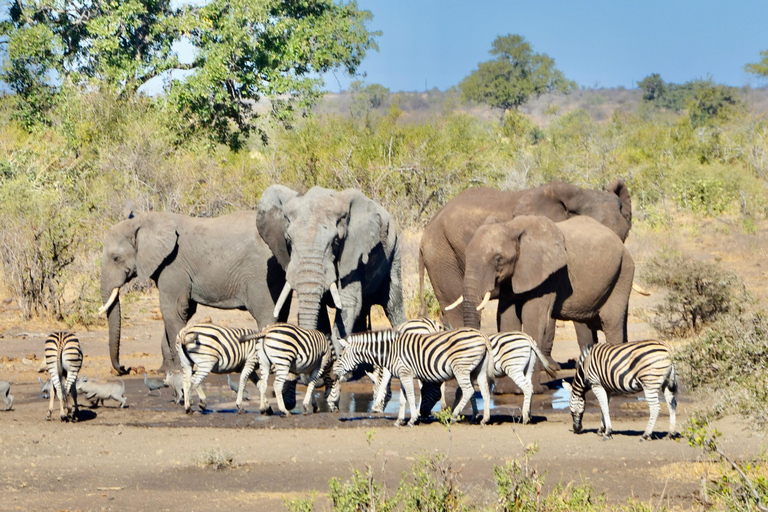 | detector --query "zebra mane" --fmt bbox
[576,344,593,368]
[341,329,399,345]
